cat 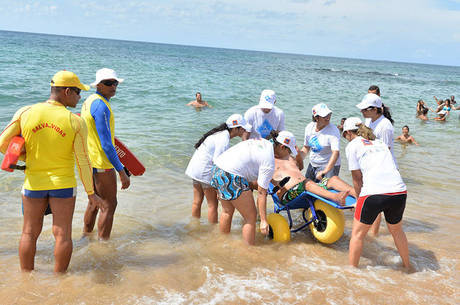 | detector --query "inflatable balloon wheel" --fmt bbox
[306,199,345,244]
[267,213,290,242]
